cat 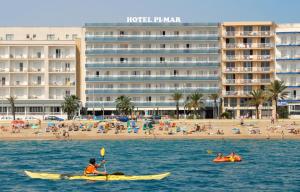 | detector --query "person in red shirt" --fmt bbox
[84,158,107,176]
